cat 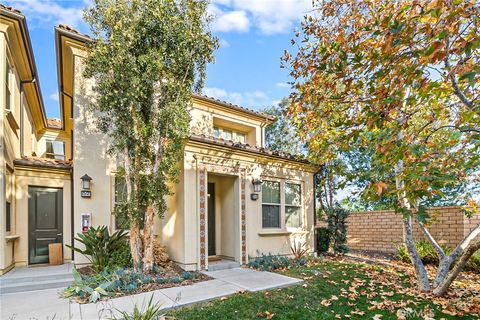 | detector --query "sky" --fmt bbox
[4,0,314,119]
